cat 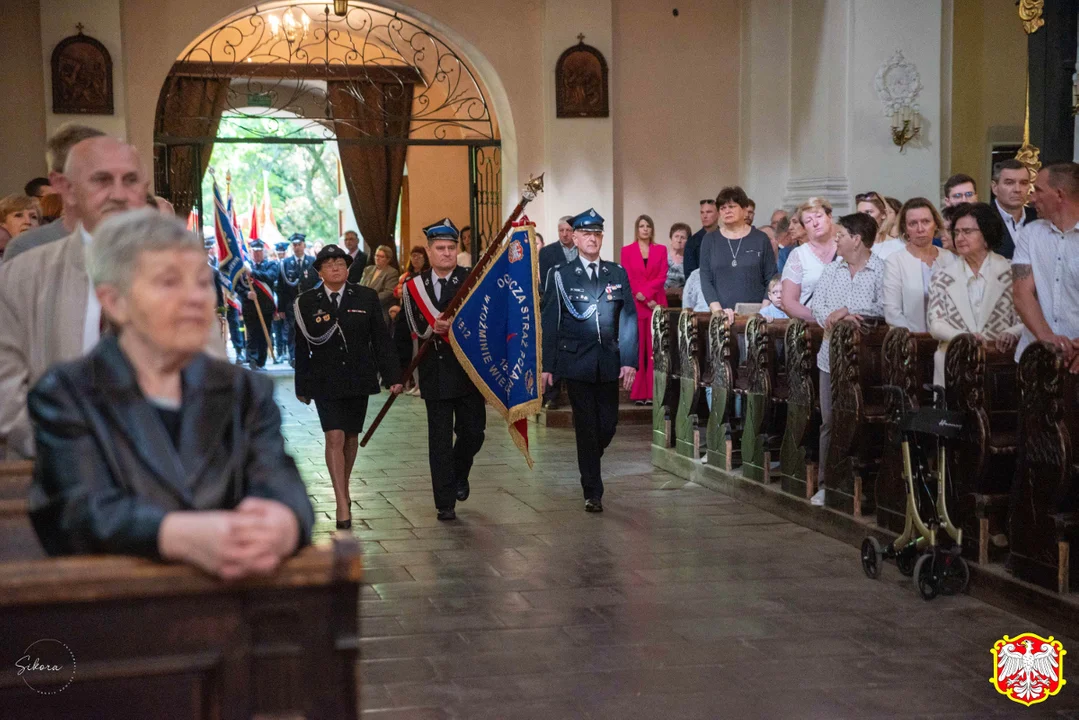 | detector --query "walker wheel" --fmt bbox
[895,544,918,577]
[914,552,940,601]
[938,553,970,596]
[861,537,883,580]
